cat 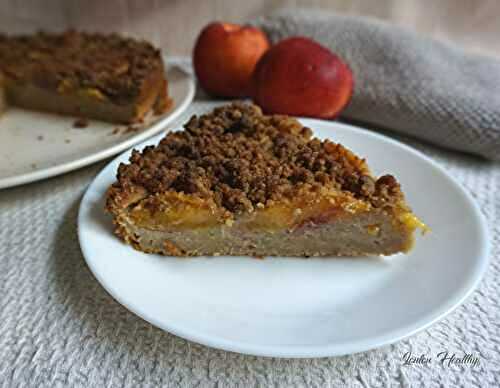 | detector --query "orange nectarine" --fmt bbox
[193,22,270,98]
